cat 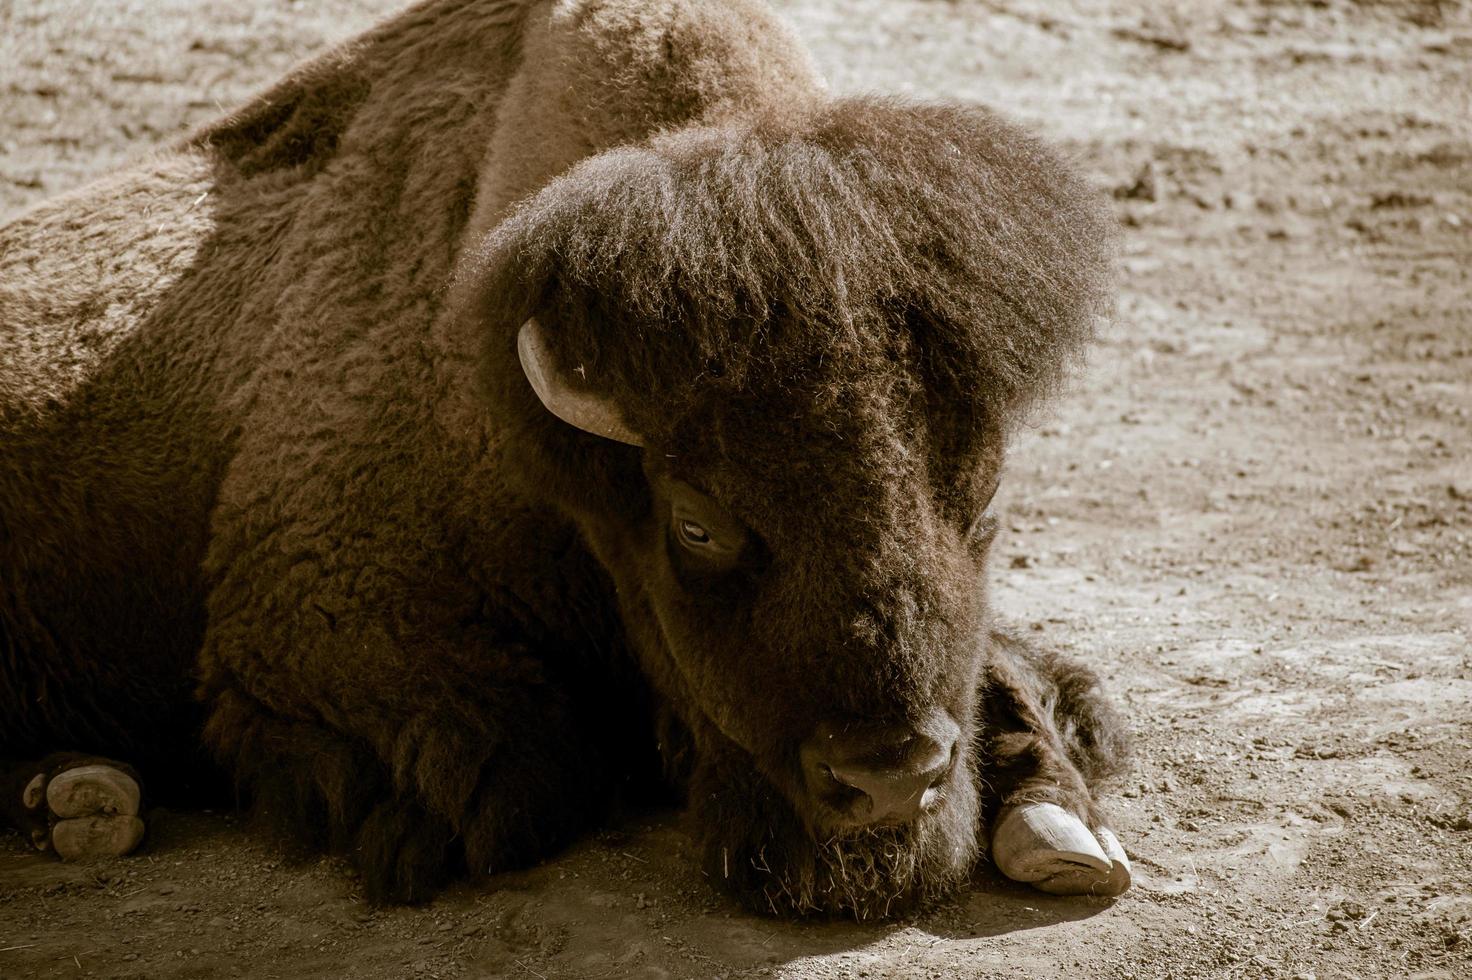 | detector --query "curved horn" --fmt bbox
[516,318,642,446]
